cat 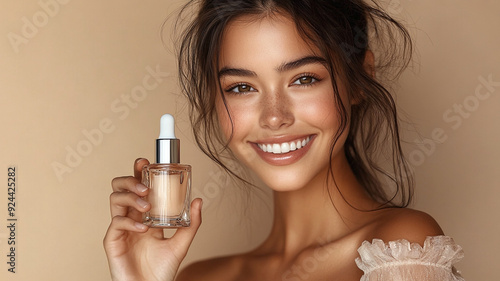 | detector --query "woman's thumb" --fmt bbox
[170,198,203,254]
